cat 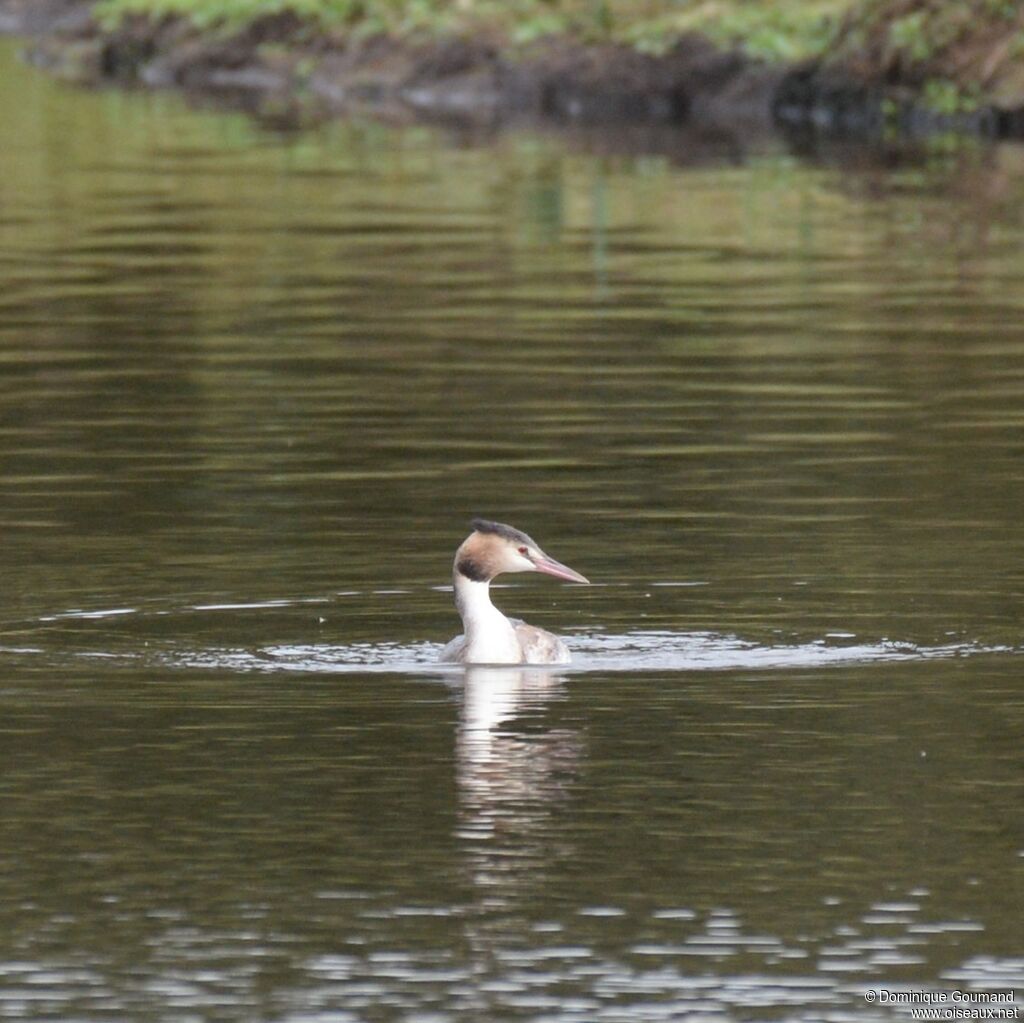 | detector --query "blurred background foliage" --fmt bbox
[95,0,854,60]
[93,0,1024,106]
